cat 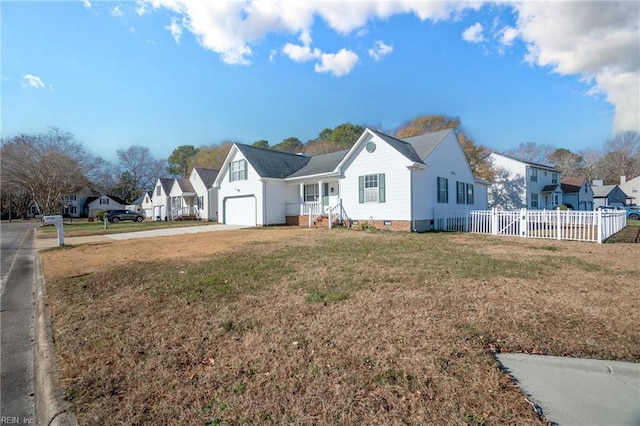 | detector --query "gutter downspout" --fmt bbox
[411,169,416,232]
[262,179,267,227]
